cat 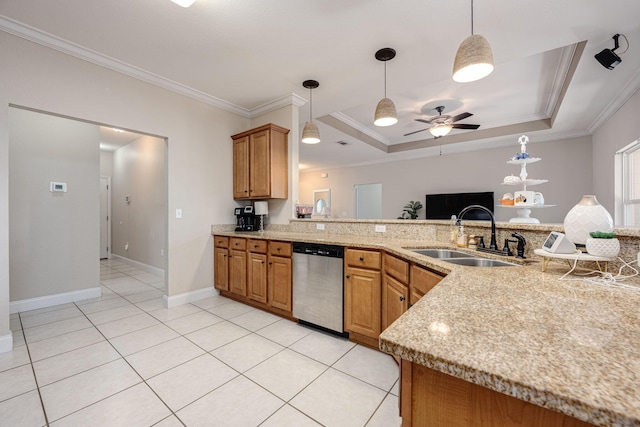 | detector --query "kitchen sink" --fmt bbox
[410,249,477,258]
[408,248,518,267]
[440,258,518,267]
